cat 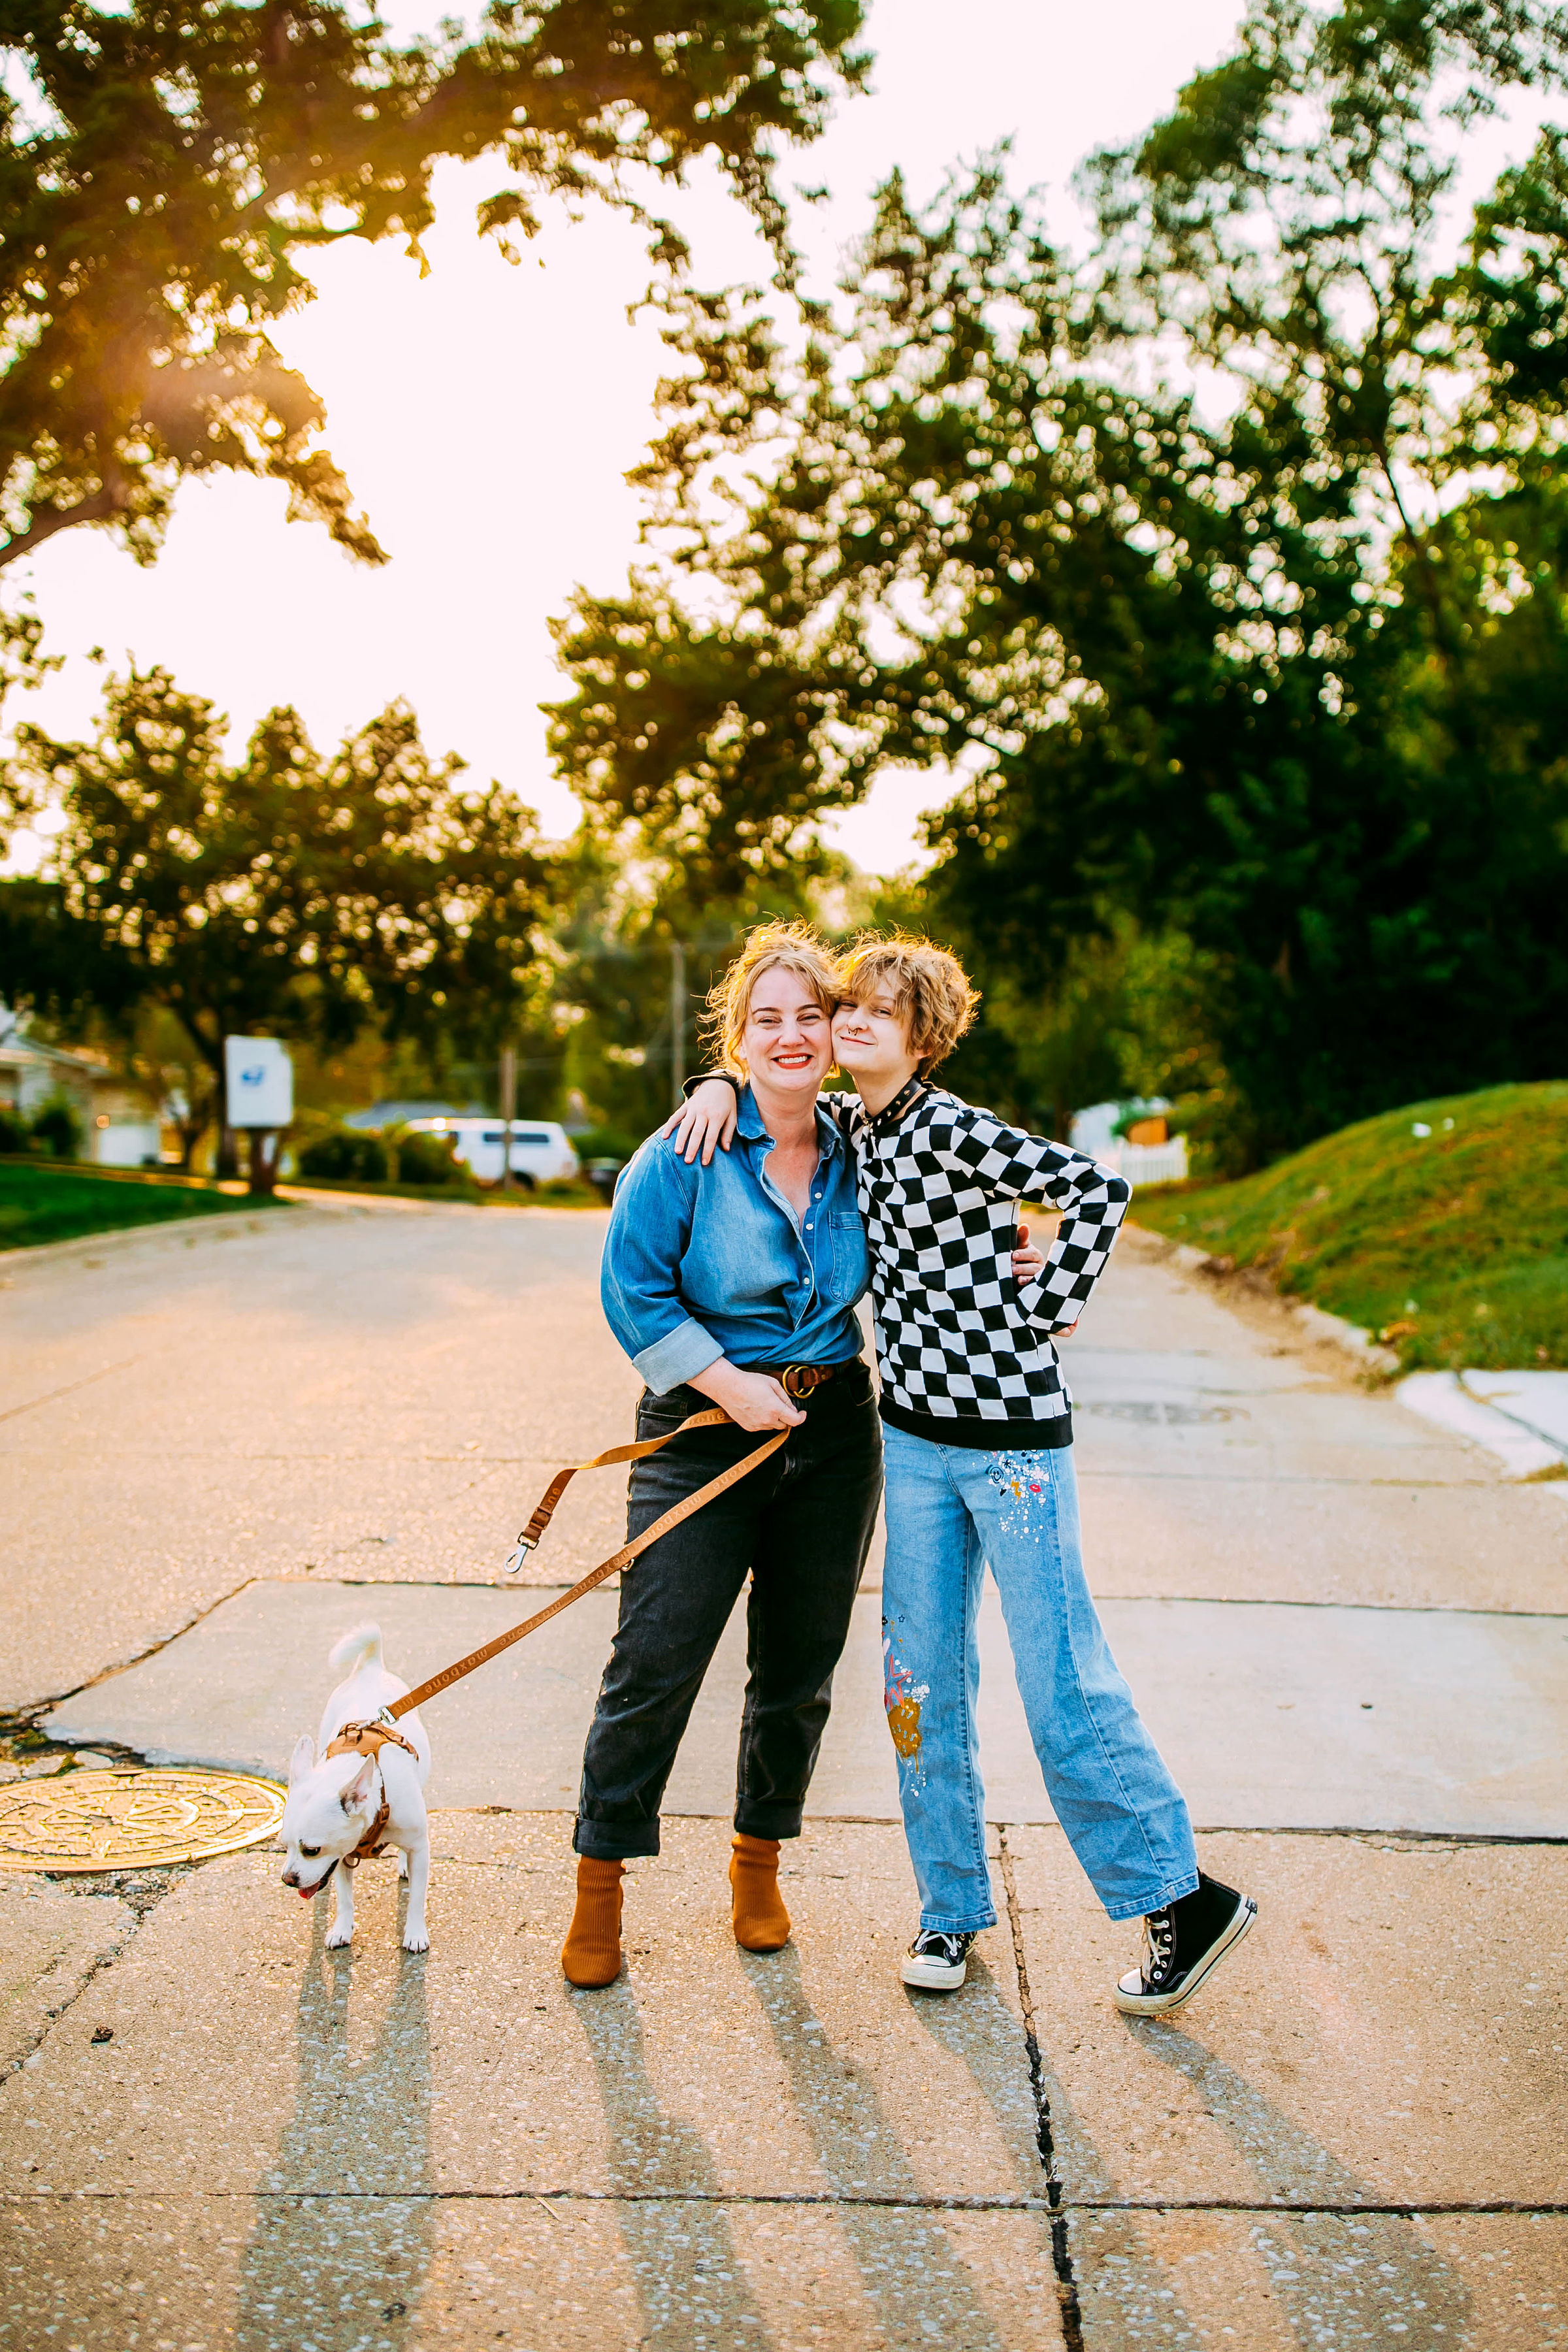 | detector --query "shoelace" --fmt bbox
[914,1931,966,1963]
[1143,1908,1176,1987]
